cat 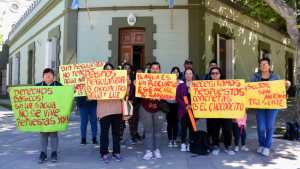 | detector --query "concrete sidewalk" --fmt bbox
[0,111,299,169]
